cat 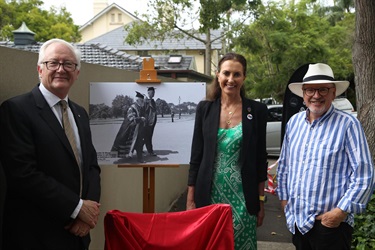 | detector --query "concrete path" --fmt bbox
[258,241,294,250]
